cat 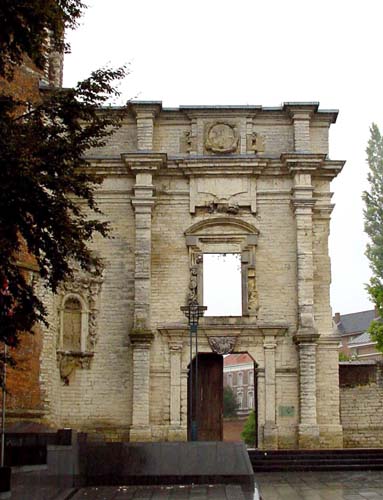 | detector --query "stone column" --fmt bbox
[131,174,155,330]
[168,340,185,441]
[297,340,319,448]
[263,336,278,449]
[129,332,153,441]
[121,153,166,330]
[289,160,320,448]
